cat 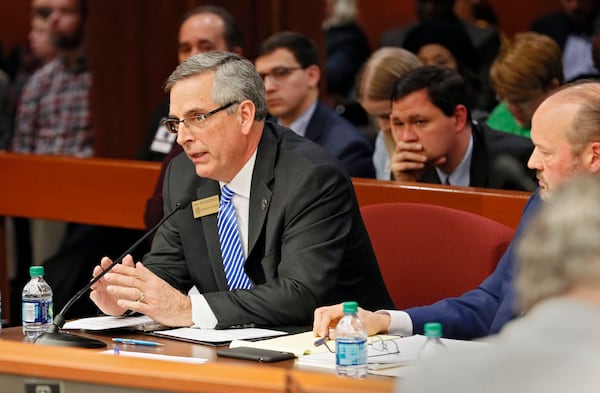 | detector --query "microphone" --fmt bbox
[491,155,538,192]
[35,200,190,348]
